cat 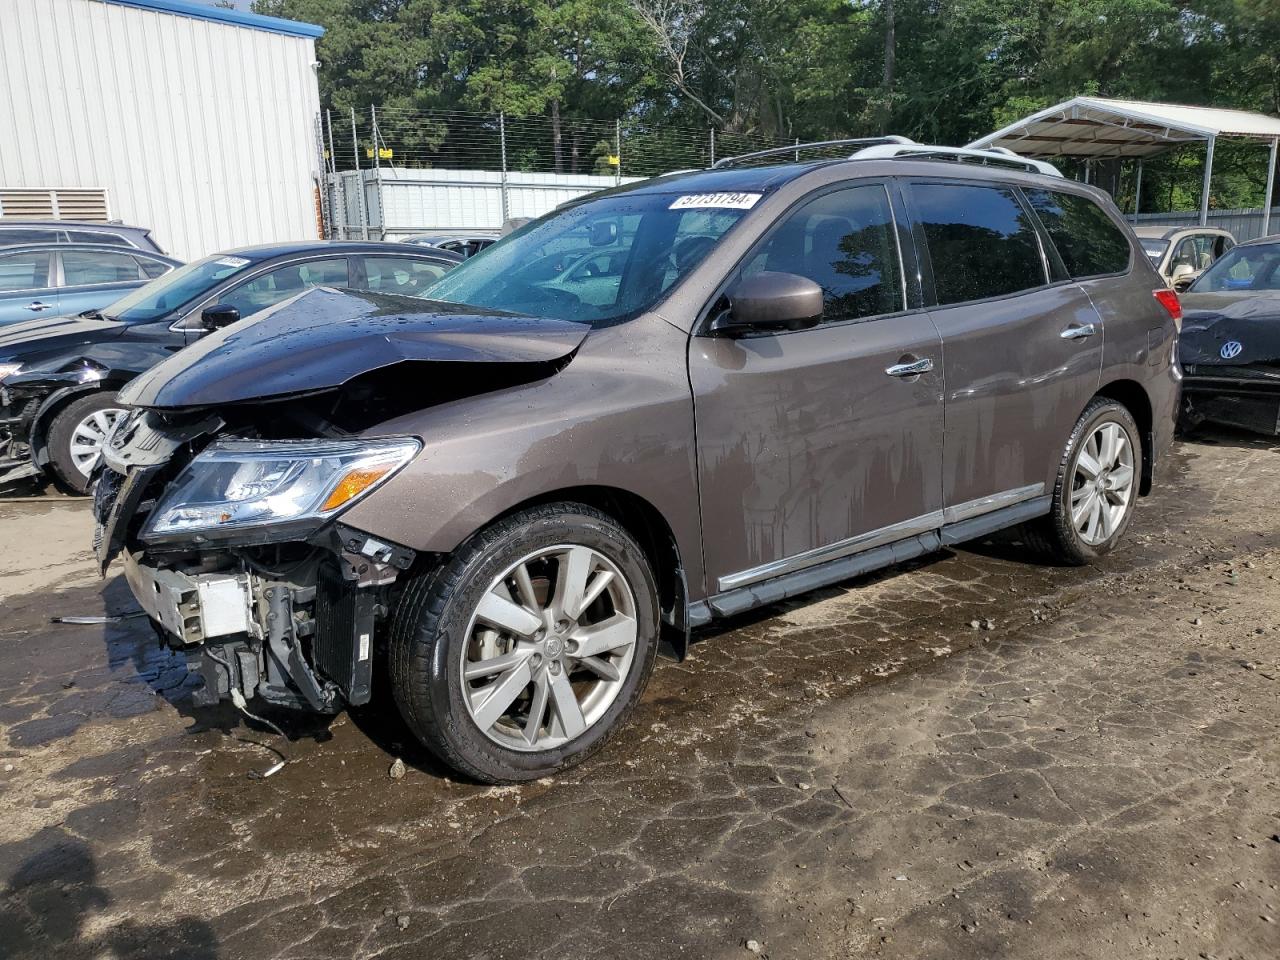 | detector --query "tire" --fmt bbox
[45,391,126,495]
[1021,397,1143,565]
[389,502,660,783]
